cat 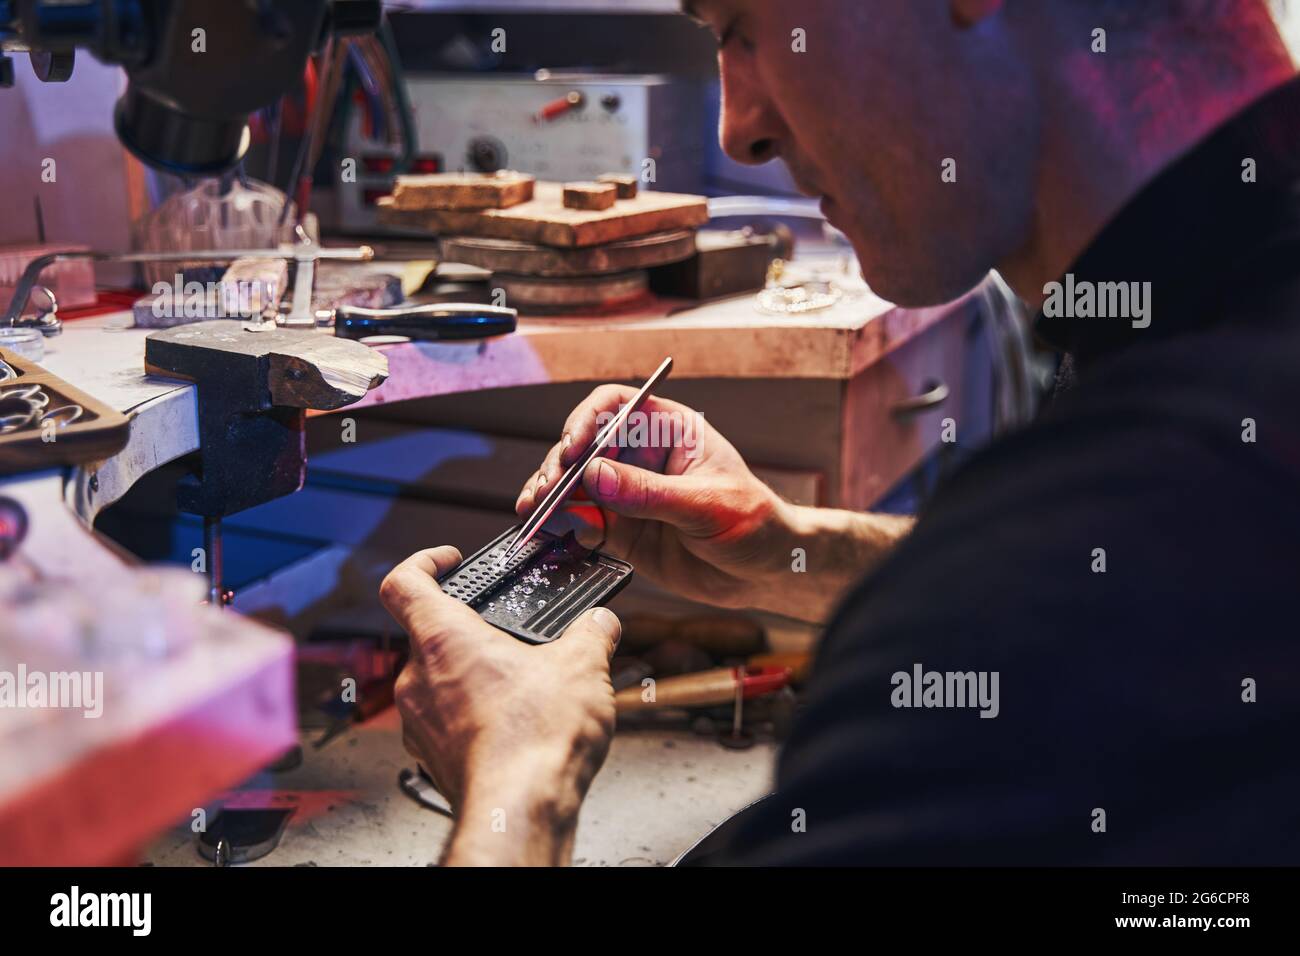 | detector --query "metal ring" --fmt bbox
[1,385,48,409]
[0,396,39,433]
[31,285,58,316]
[30,286,62,337]
[0,361,15,384]
[40,404,83,429]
